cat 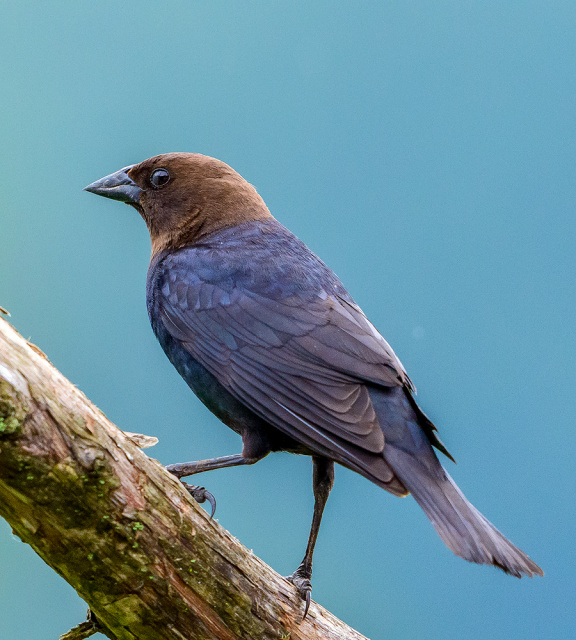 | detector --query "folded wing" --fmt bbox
[158,263,417,493]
